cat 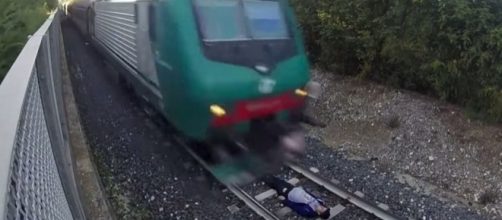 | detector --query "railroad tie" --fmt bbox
[354,191,365,198]
[277,203,345,219]
[377,203,390,211]
[325,204,346,220]
[255,189,277,202]
[226,204,240,214]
